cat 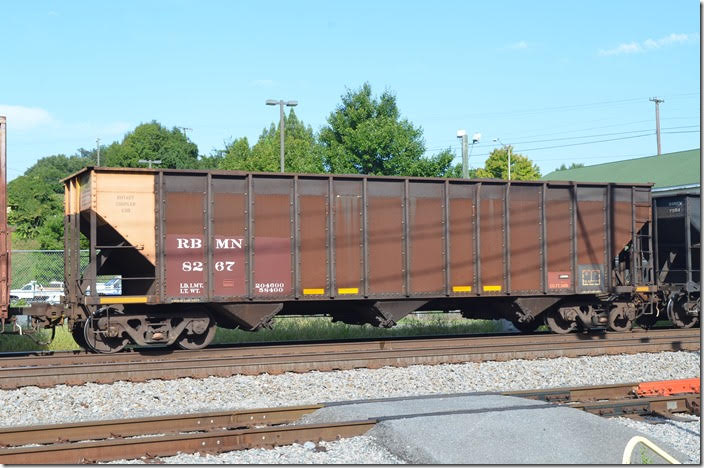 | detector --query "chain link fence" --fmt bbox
[9,250,118,304]
[10,250,77,289]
